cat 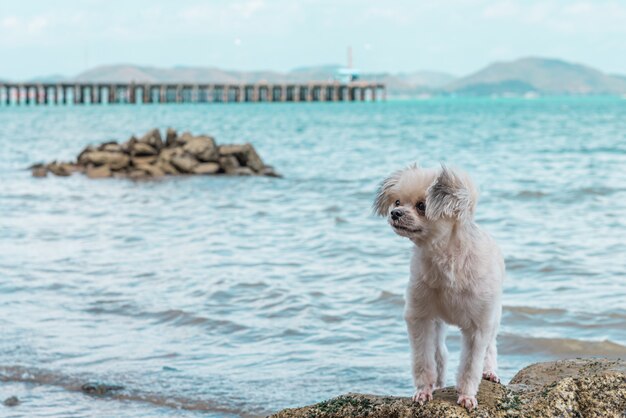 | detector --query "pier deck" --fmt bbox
[0,82,385,105]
